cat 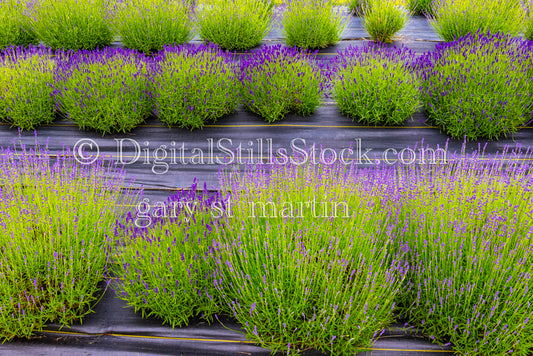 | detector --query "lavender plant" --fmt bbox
[213,162,408,355]
[113,183,225,327]
[349,0,368,16]
[395,153,533,355]
[54,48,152,134]
[0,144,135,341]
[431,0,524,42]
[239,45,323,123]
[525,0,533,41]
[363,0,410,43]
[407,0,434,16]
[331,45,419,126]
[0,0,37,49]
[29,0,113,50]
[196,0,272,50]
[281,0,347,49]
[0,45,56,130]
[419,32,533,140]
[111,0,194,53]
[152,44,239,130]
